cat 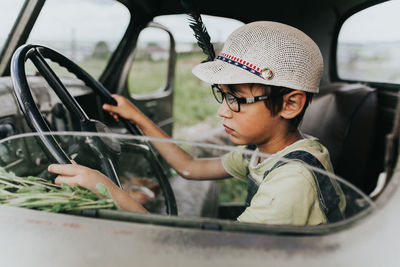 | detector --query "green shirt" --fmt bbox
[222,137,346,225]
